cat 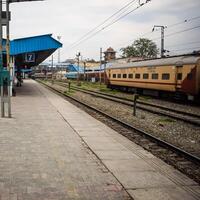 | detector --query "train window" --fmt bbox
[143,73,149,79]
[117,74,121,78]
[135,74,140,79]
[128,74,133,78]
[113,74,116,78]
[177,73,182,80]
[187,73,193,80]
[162,73,170,80]
[152,73,158,79]
[123,74,127,78]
